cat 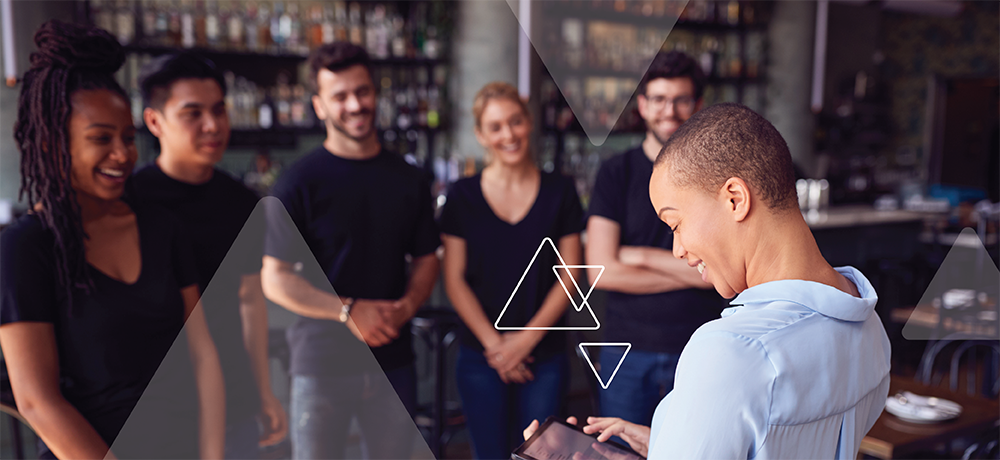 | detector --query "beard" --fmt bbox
[645,115,683,147]
[326,108,376,142]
